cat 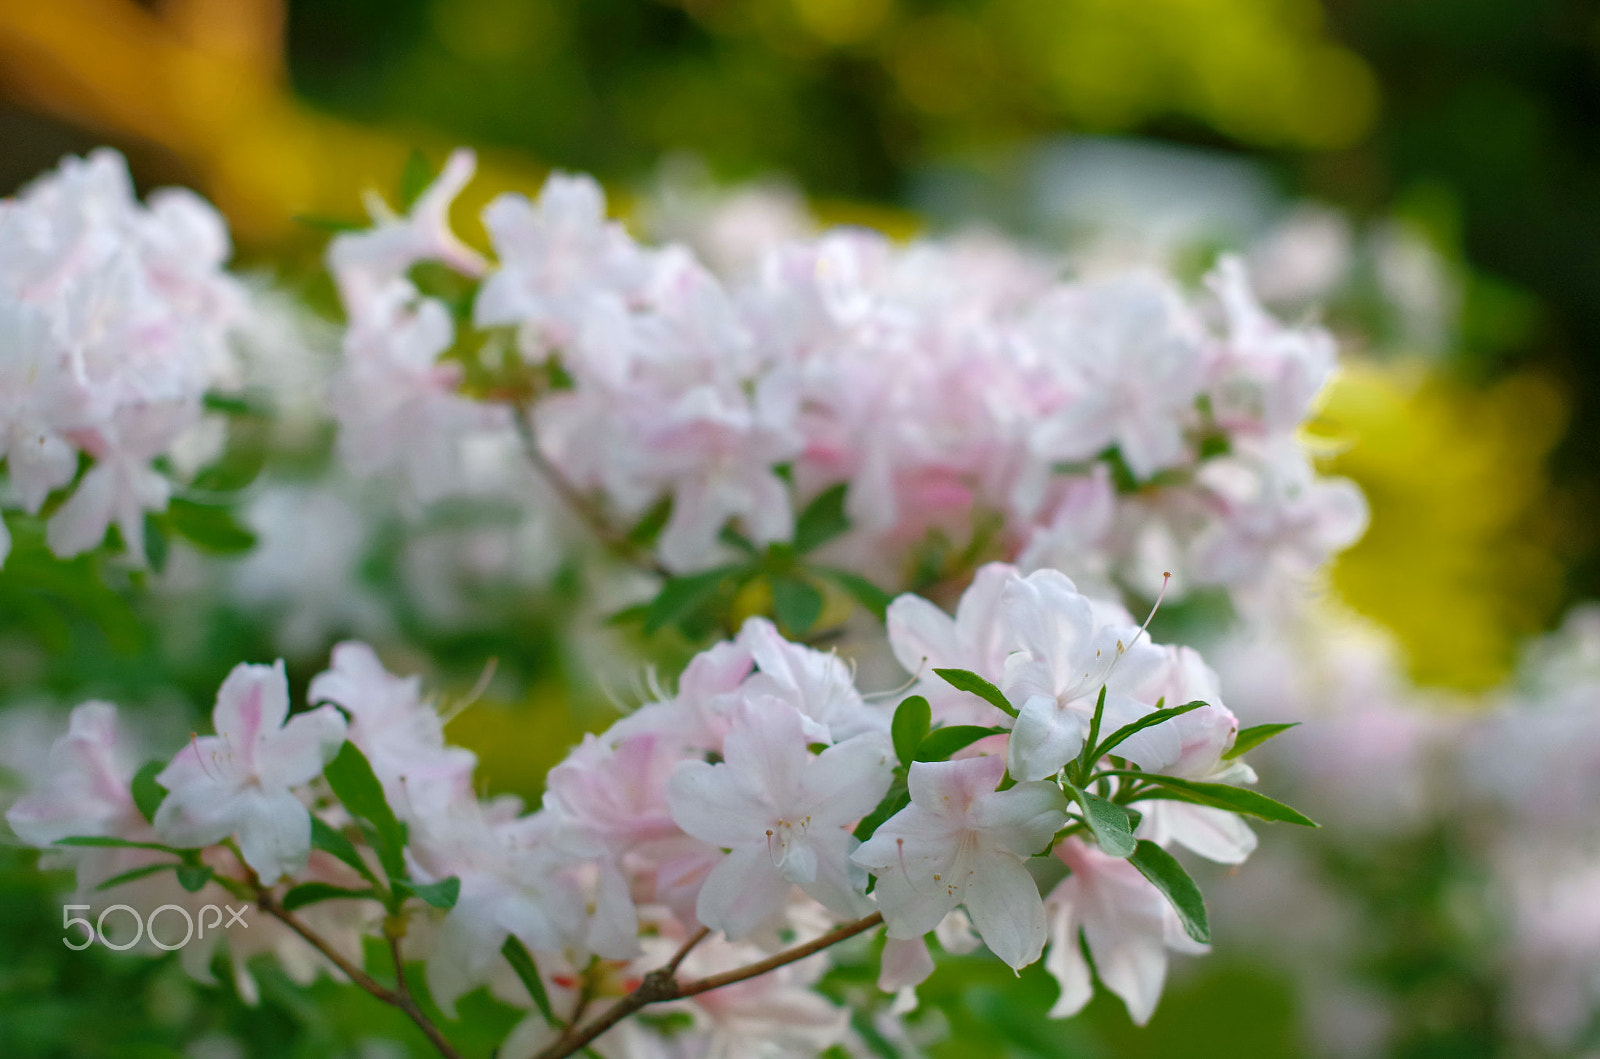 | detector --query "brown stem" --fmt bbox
[663,926,711,976]
[512,406,670,577]
[534,913,884,1059]
[252,887,464,1059]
